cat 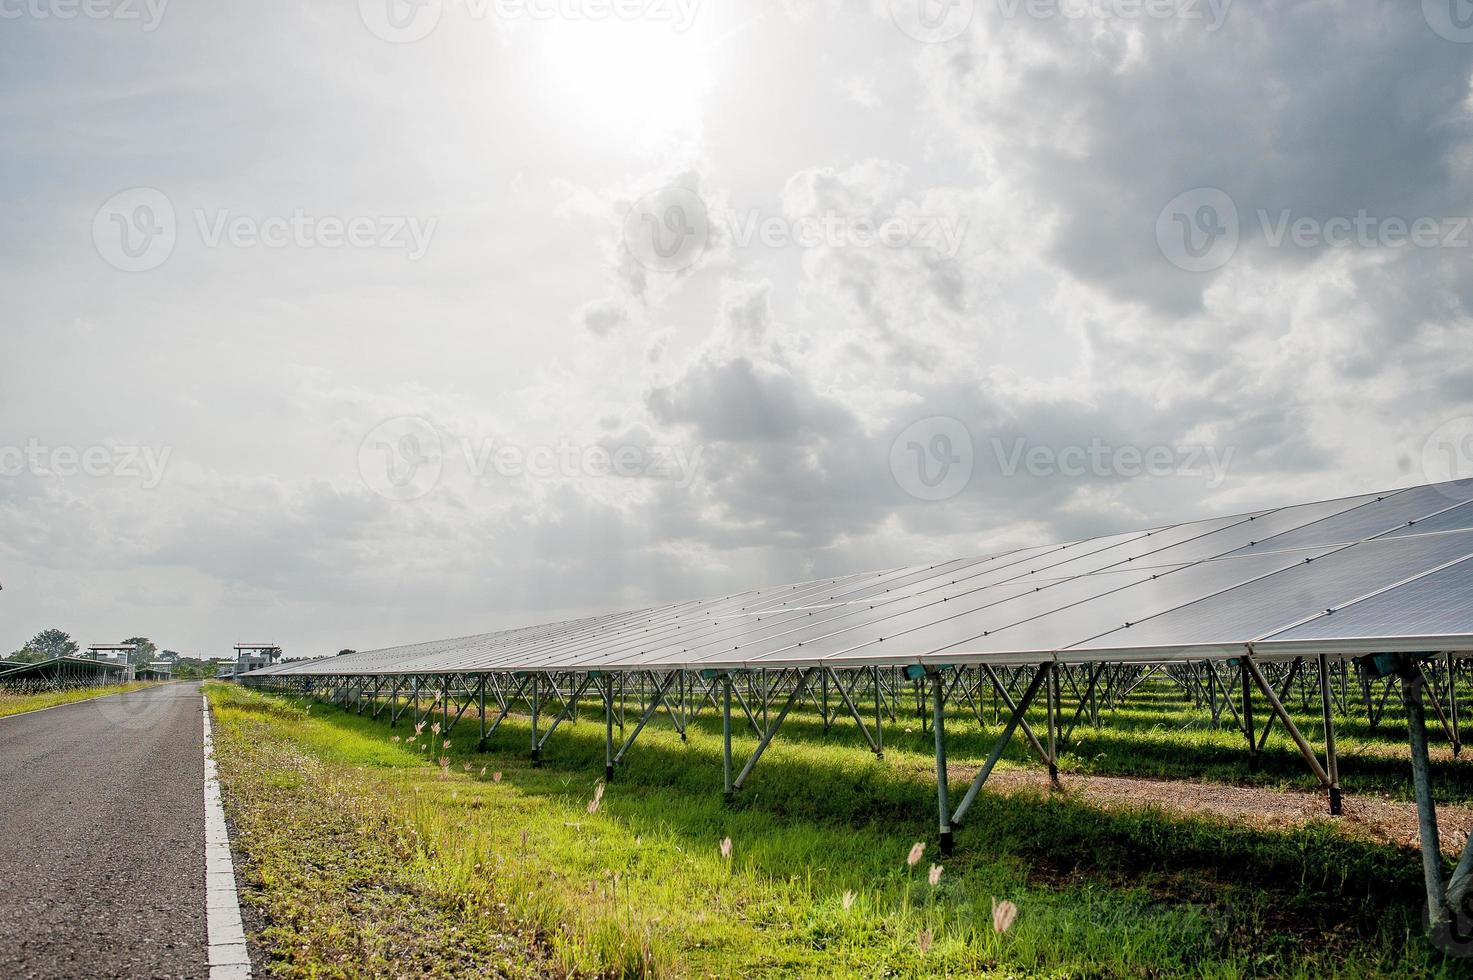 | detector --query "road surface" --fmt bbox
[0,682,209,978]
